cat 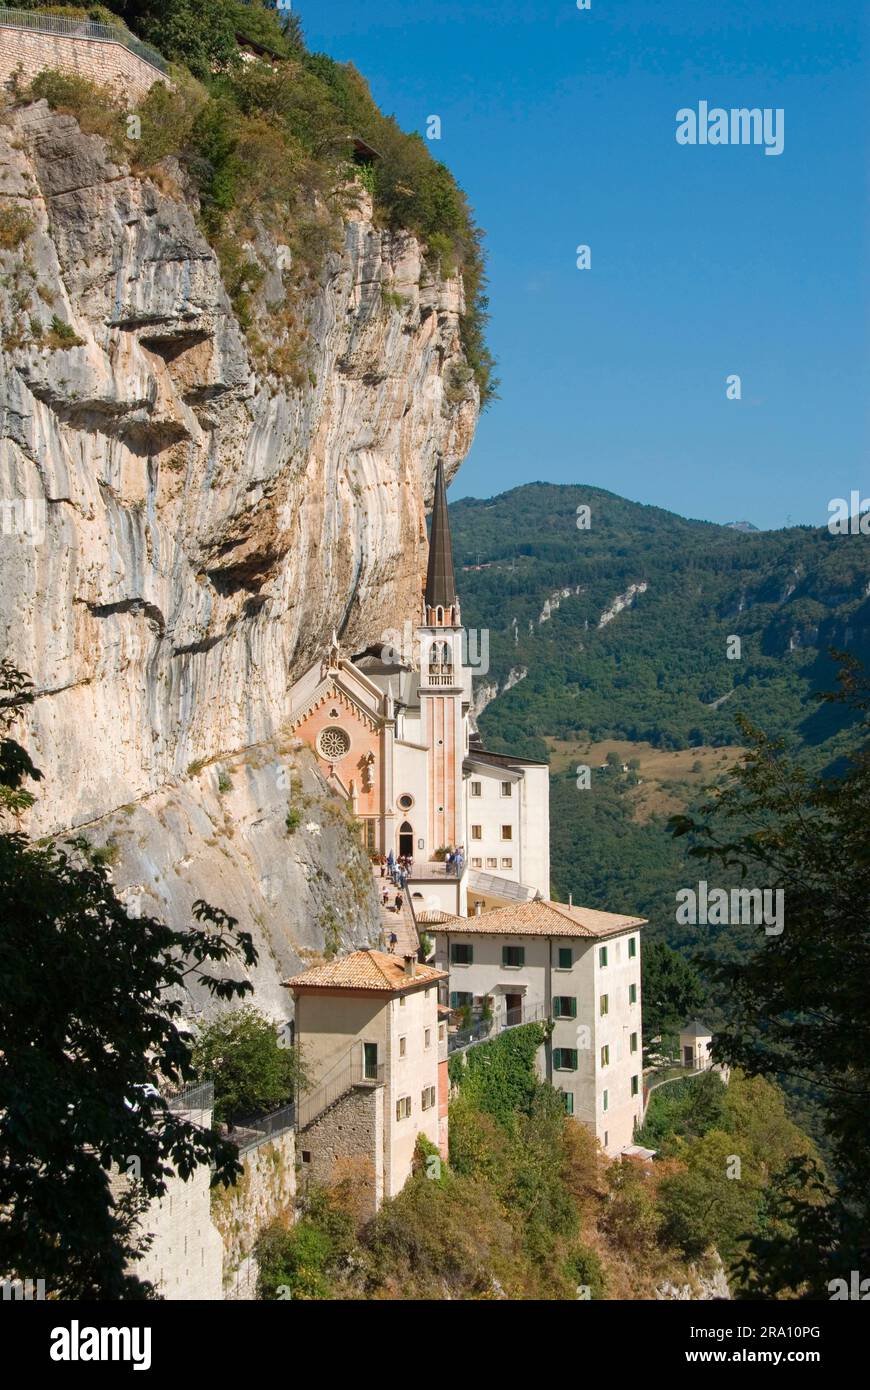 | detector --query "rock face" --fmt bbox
[0,101,479,840]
